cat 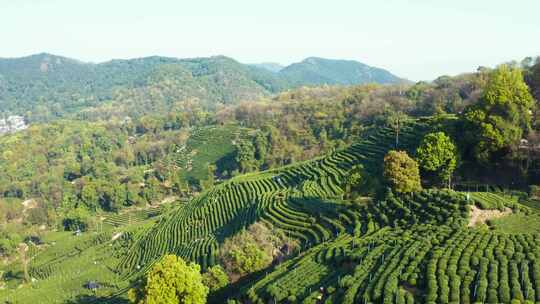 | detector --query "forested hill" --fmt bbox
[0,53,404,122]
[279,57,406,86]
[0,54,271,121]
